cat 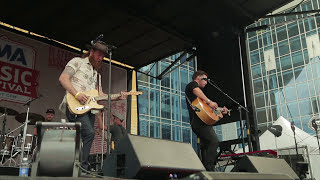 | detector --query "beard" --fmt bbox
[89,56,102,70]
